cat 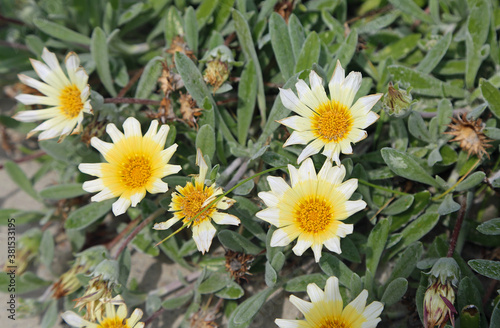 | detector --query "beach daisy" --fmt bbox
[79,117,181,216]
[279,61,382,164]
[256,158,365,262]
[13,48,92,141]
[275,276,383,328]
[62,295,144,328]
[153,149,240,254]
